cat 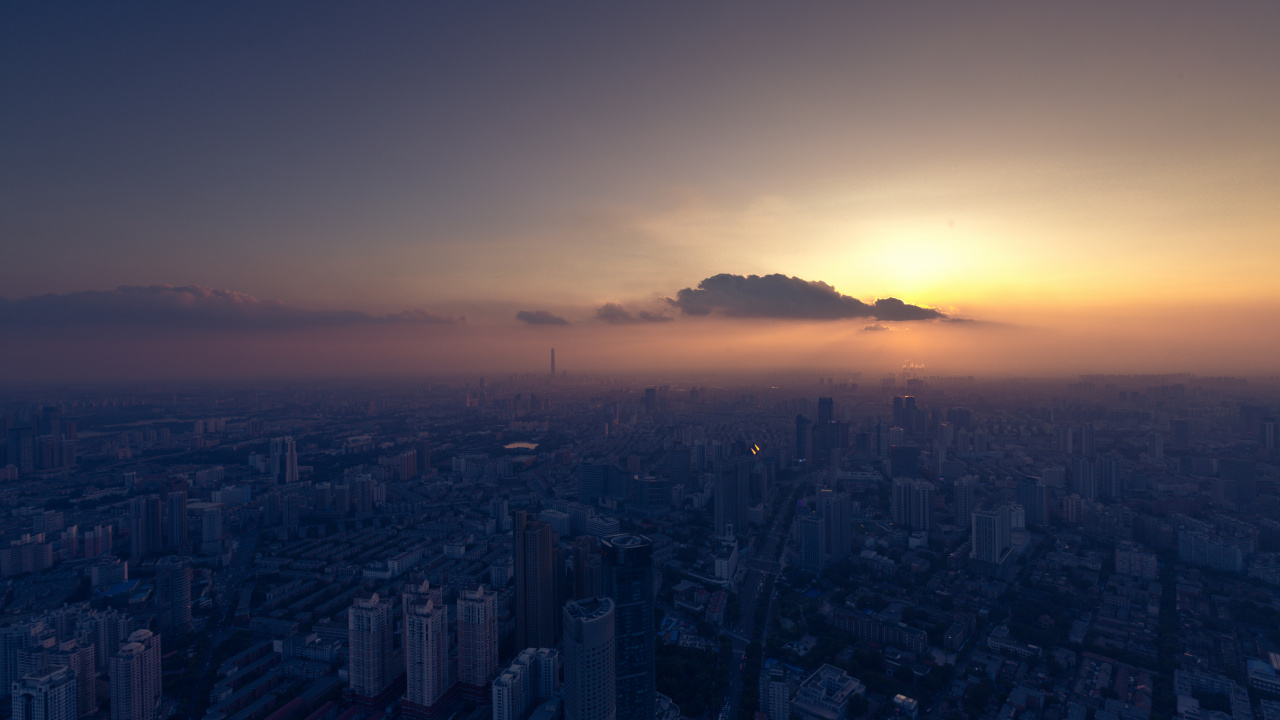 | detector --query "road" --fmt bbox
[719,480,804,720]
